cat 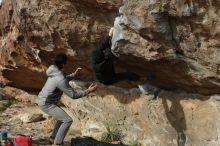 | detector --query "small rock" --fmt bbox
[19,113,45,123]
